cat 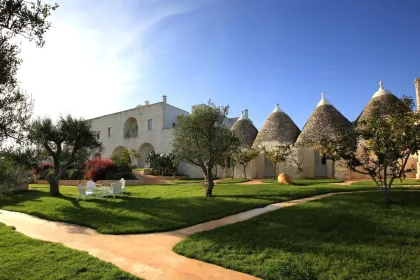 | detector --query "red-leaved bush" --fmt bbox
[33,162,53,175]
[84,159,116,181]
[39,162,53,172]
